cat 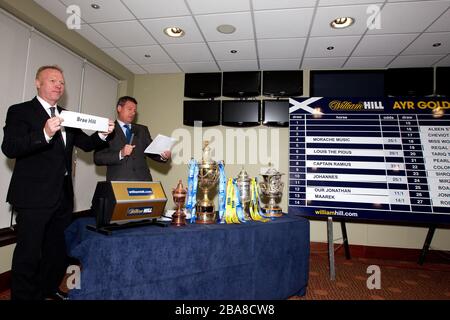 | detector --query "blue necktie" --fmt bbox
[124,124,132,144]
